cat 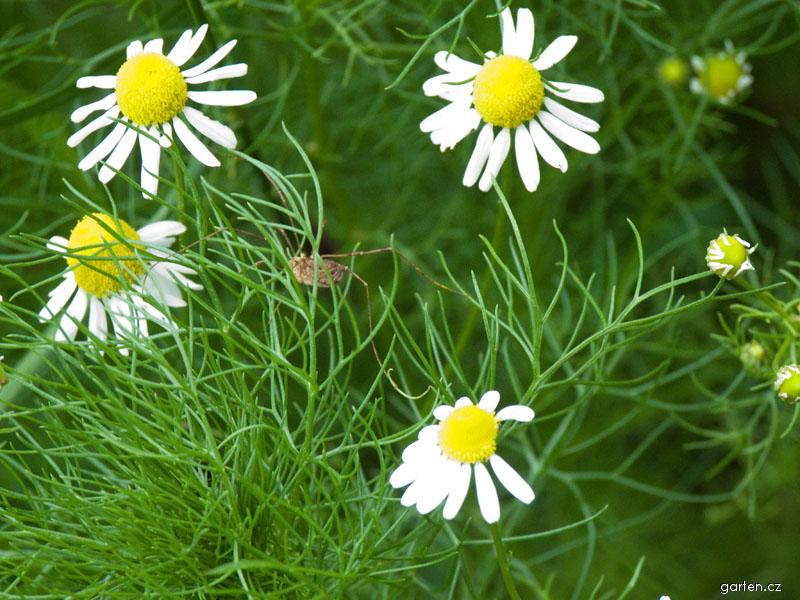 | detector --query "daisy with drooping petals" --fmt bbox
[690,41,752,104]
[705,232,755,280]
[420,7,603,192]
[68,24,256,198]
[390,391,535,524]
[39,213,201,354]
